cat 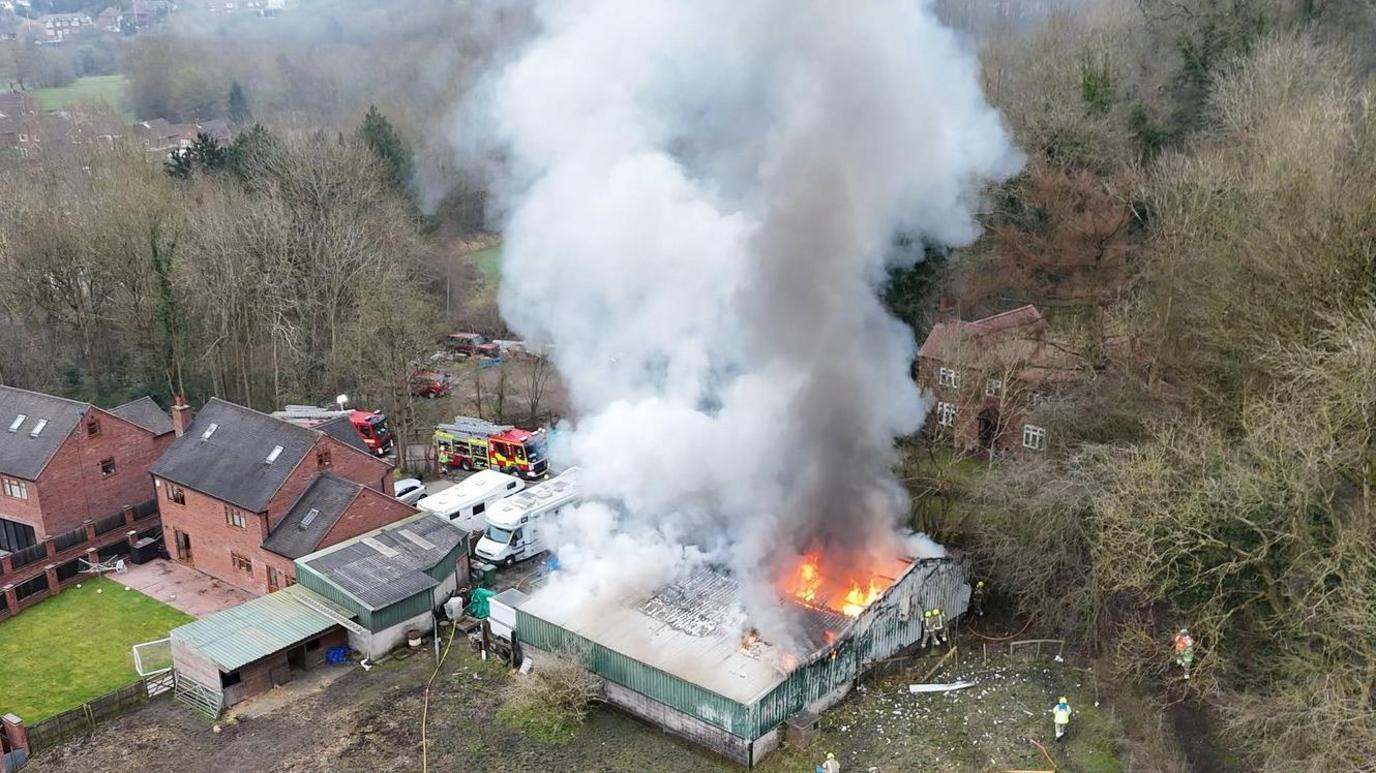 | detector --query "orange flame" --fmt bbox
[783,550,889,618]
